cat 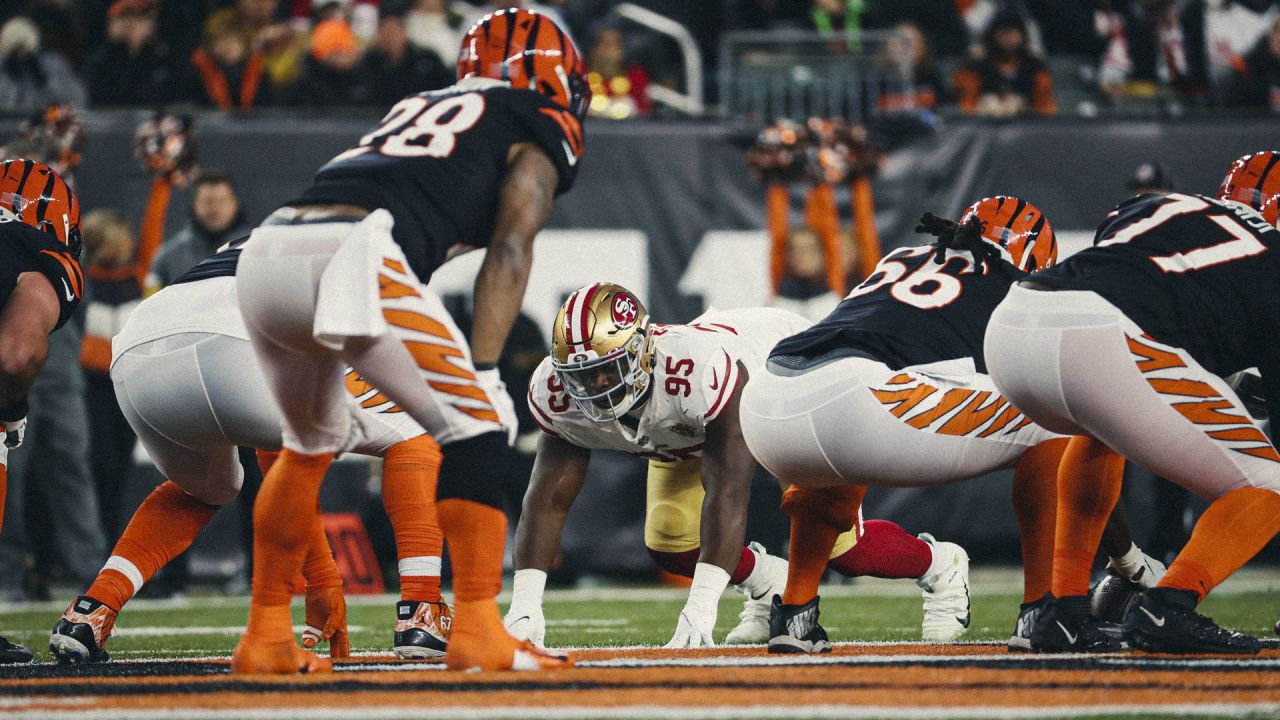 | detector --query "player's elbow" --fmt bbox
[0,340,46,391]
